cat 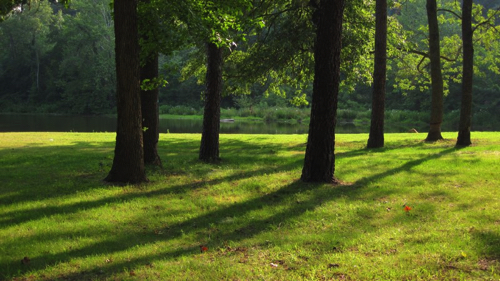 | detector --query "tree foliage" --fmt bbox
[0,0,498,131]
